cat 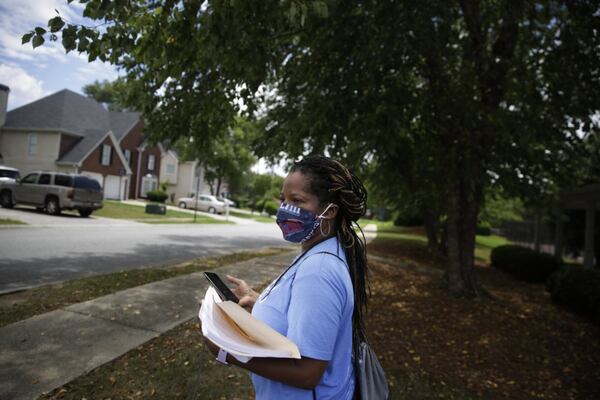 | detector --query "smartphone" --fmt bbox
[203,272,239,303]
